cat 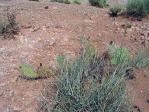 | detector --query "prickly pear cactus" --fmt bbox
[19,63,39,79]
[36,63,54,78]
